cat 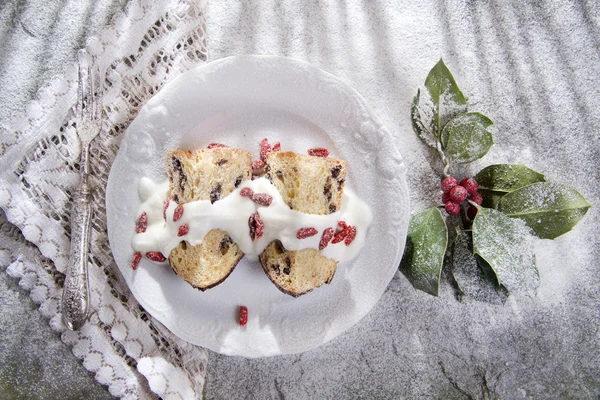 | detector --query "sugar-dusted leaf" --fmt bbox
[451,228,509,305]
[400,207,448,296]
[411,89,438,148]
[441,112,494,164]
[475,164,546,209]
[472,207,539,296]
[424,58,468,135]
[498,182,591,239]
